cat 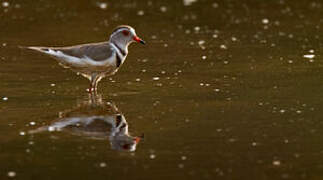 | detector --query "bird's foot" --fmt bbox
[86,87,94,93]
[86,87,97,95]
